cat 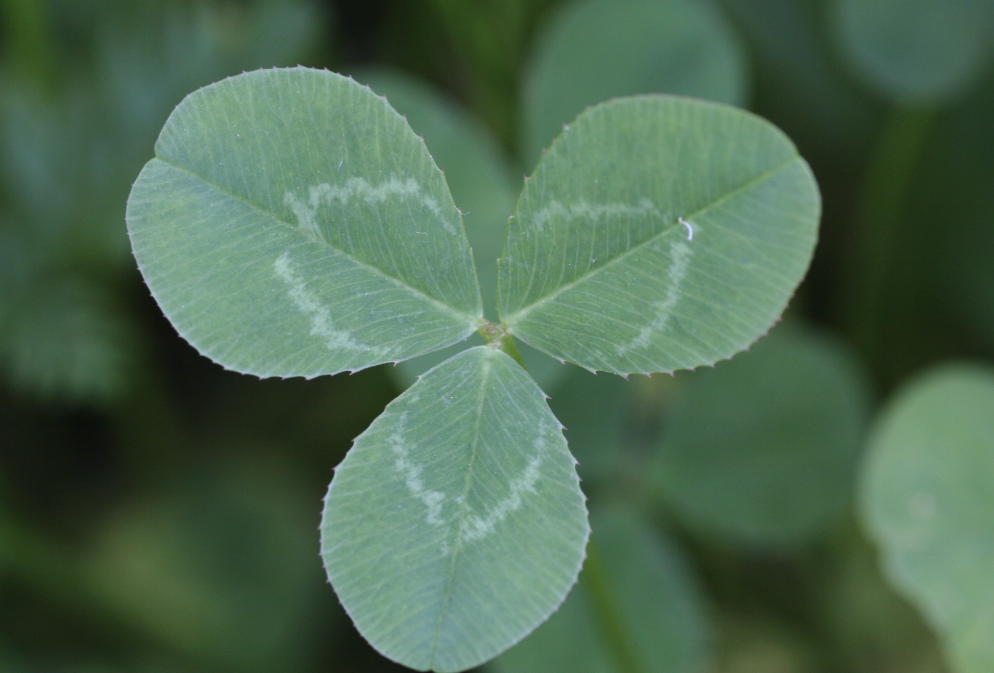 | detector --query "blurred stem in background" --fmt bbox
[582,541,644,673]
[841,104,936,372]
